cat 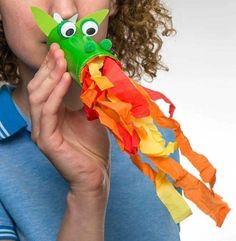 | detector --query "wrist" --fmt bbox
[56,189,108,241]
[69,165,110,195]
[67,184,109,221]
[67,186,109,207]
[66,189,108,235]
